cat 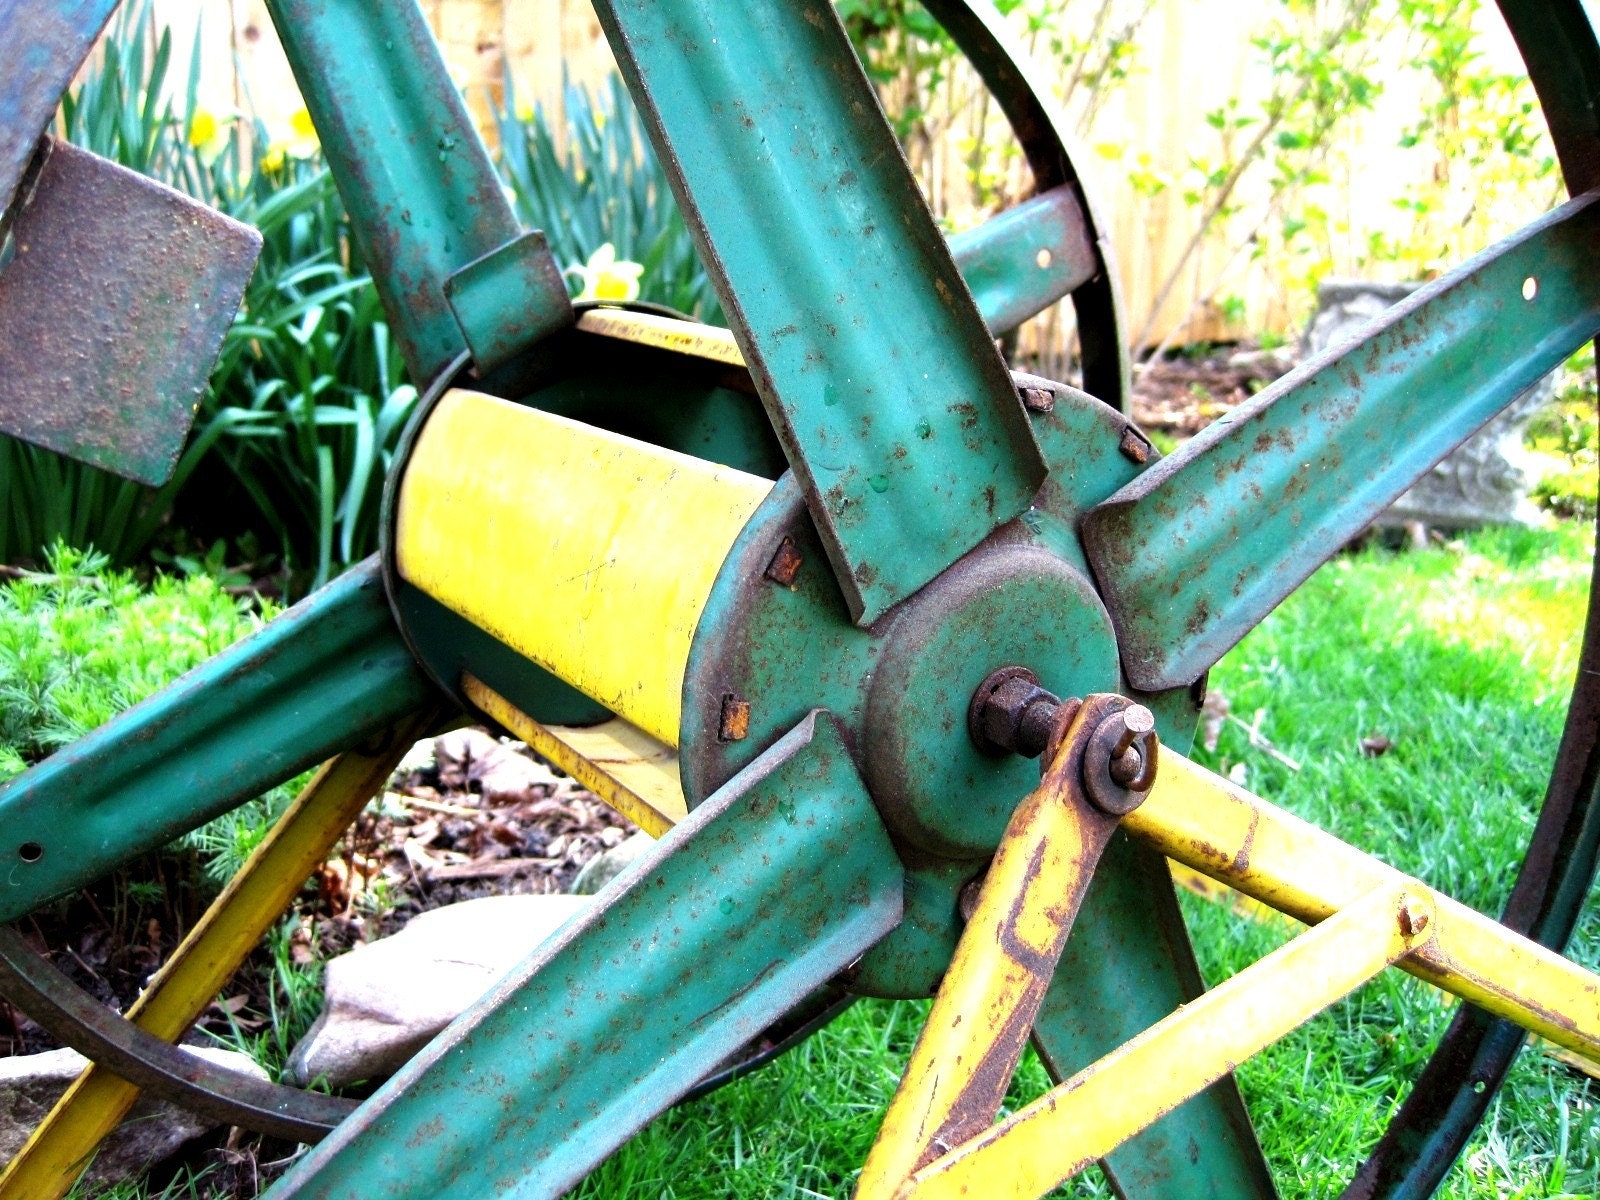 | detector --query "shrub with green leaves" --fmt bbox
[0,544,295,879]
